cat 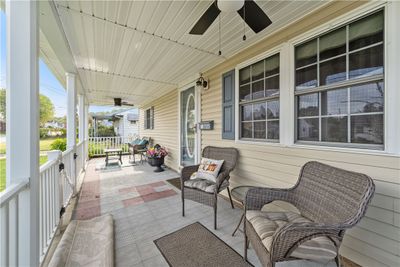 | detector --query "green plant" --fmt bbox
[40,128,49,139]
[50,138,67,152]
